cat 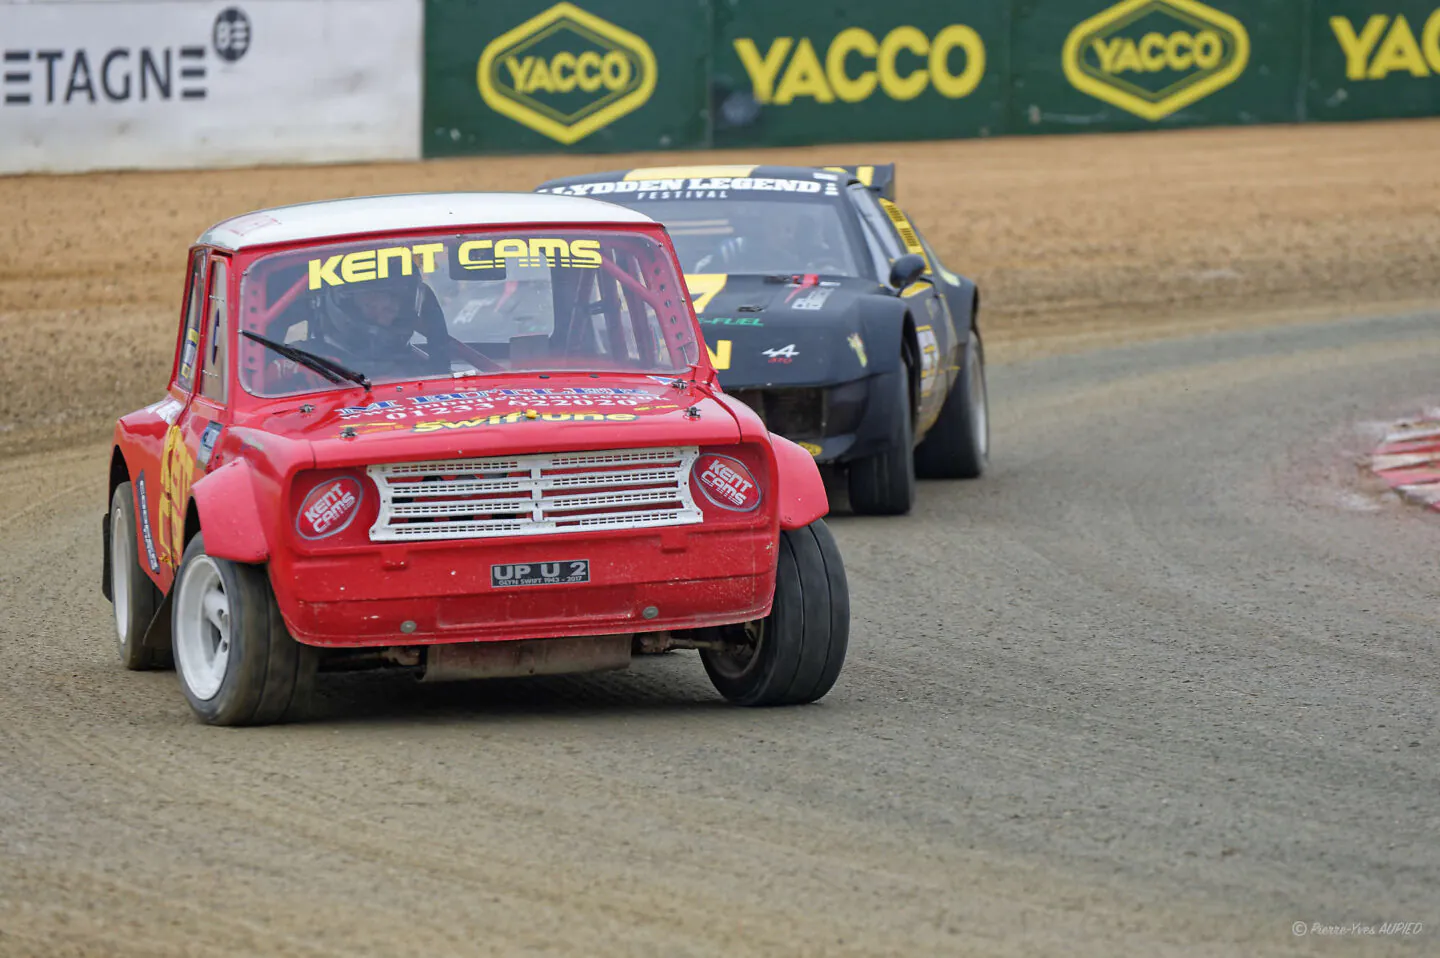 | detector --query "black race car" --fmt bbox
[534,164,987,515]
